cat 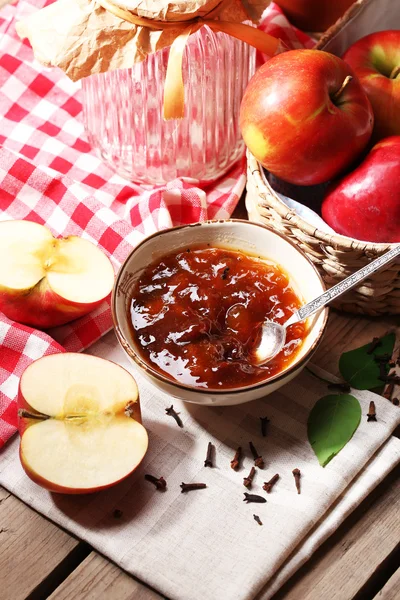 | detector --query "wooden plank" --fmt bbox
[48,553,164,600]
[273,467,400,600]
[313,311,399,378]
[375,568,400,599]
[0,485,81,600]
